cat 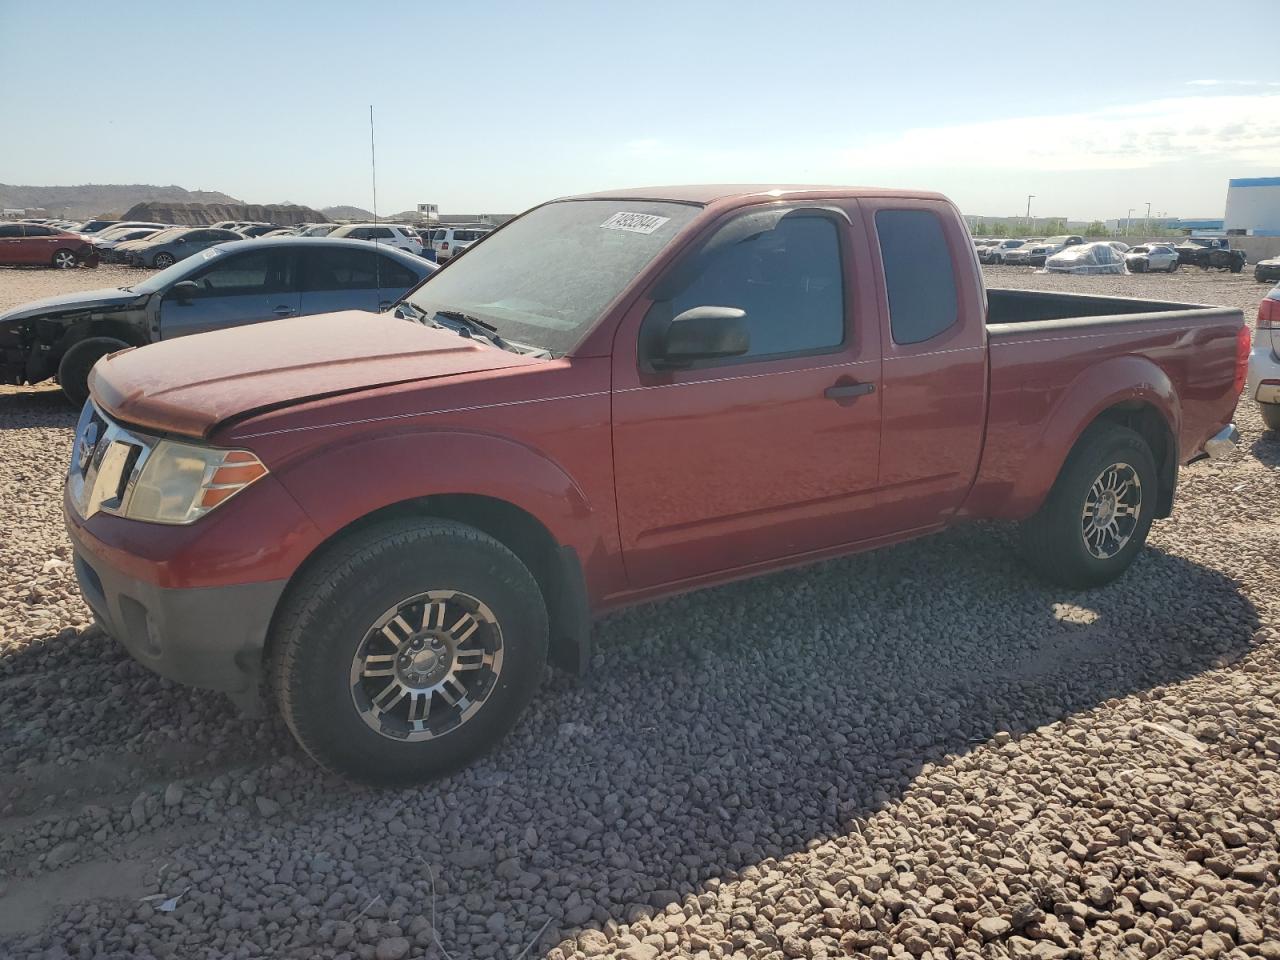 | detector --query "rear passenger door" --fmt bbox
[860,200,988,531]
[298,247,418,315]
[158,248,301,338]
